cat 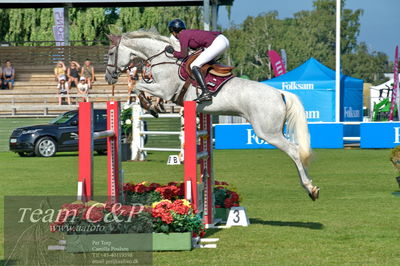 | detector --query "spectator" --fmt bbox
[54,61,66,82]
[77,76,89,102]
[2,60,15,90]
[0,67,3,89]
[67,61,81,89]
[126,61,138,103]
[57,75,71,105]
[81,59,95,89]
